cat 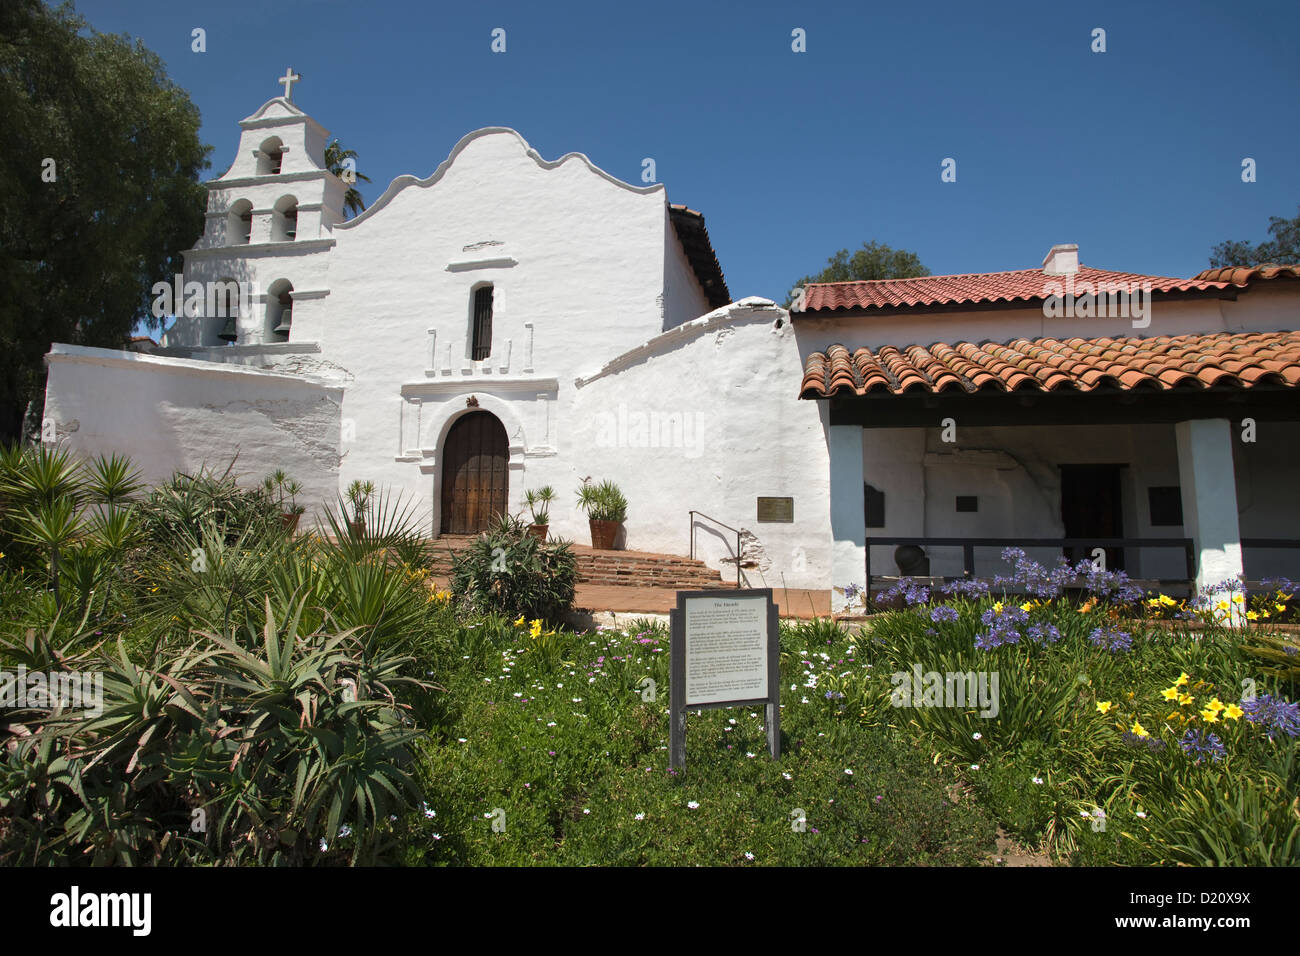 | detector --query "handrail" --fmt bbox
[688,510,743,587]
